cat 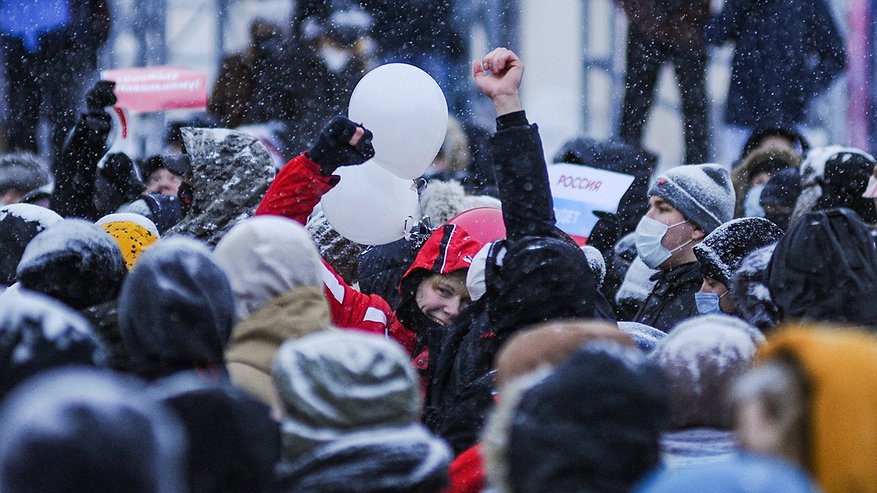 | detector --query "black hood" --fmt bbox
[484,236,616,336]
[768,208,877,327]
[118,237,234,380]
